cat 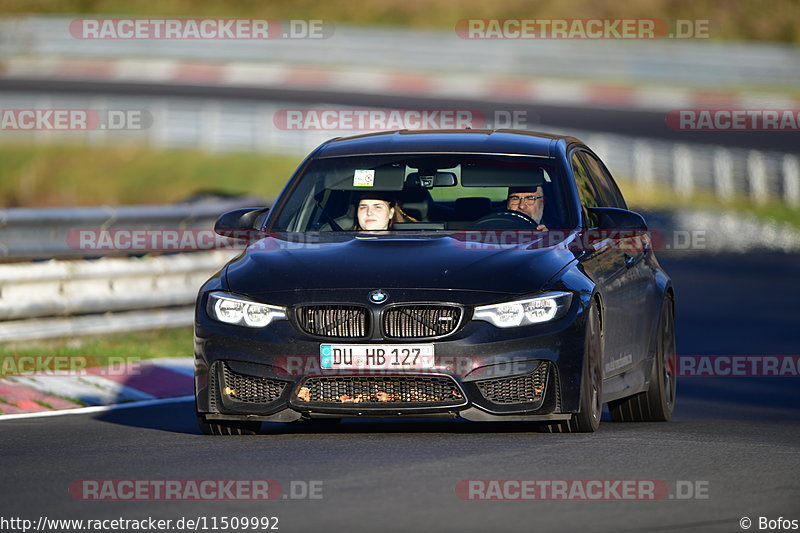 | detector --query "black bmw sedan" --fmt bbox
[194,129,676,434]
